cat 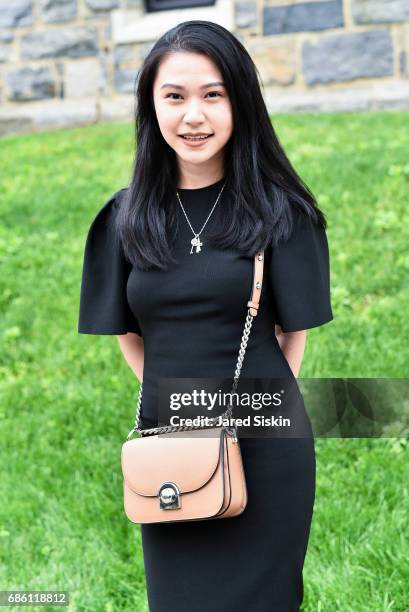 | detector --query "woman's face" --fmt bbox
[152,52,233,173]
